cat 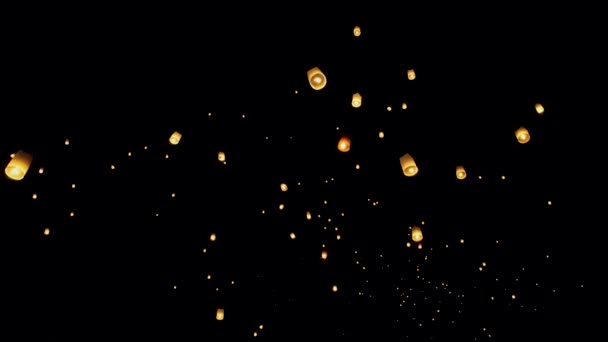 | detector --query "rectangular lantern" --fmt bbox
[169,131,182,145]
[5,150,33,181]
